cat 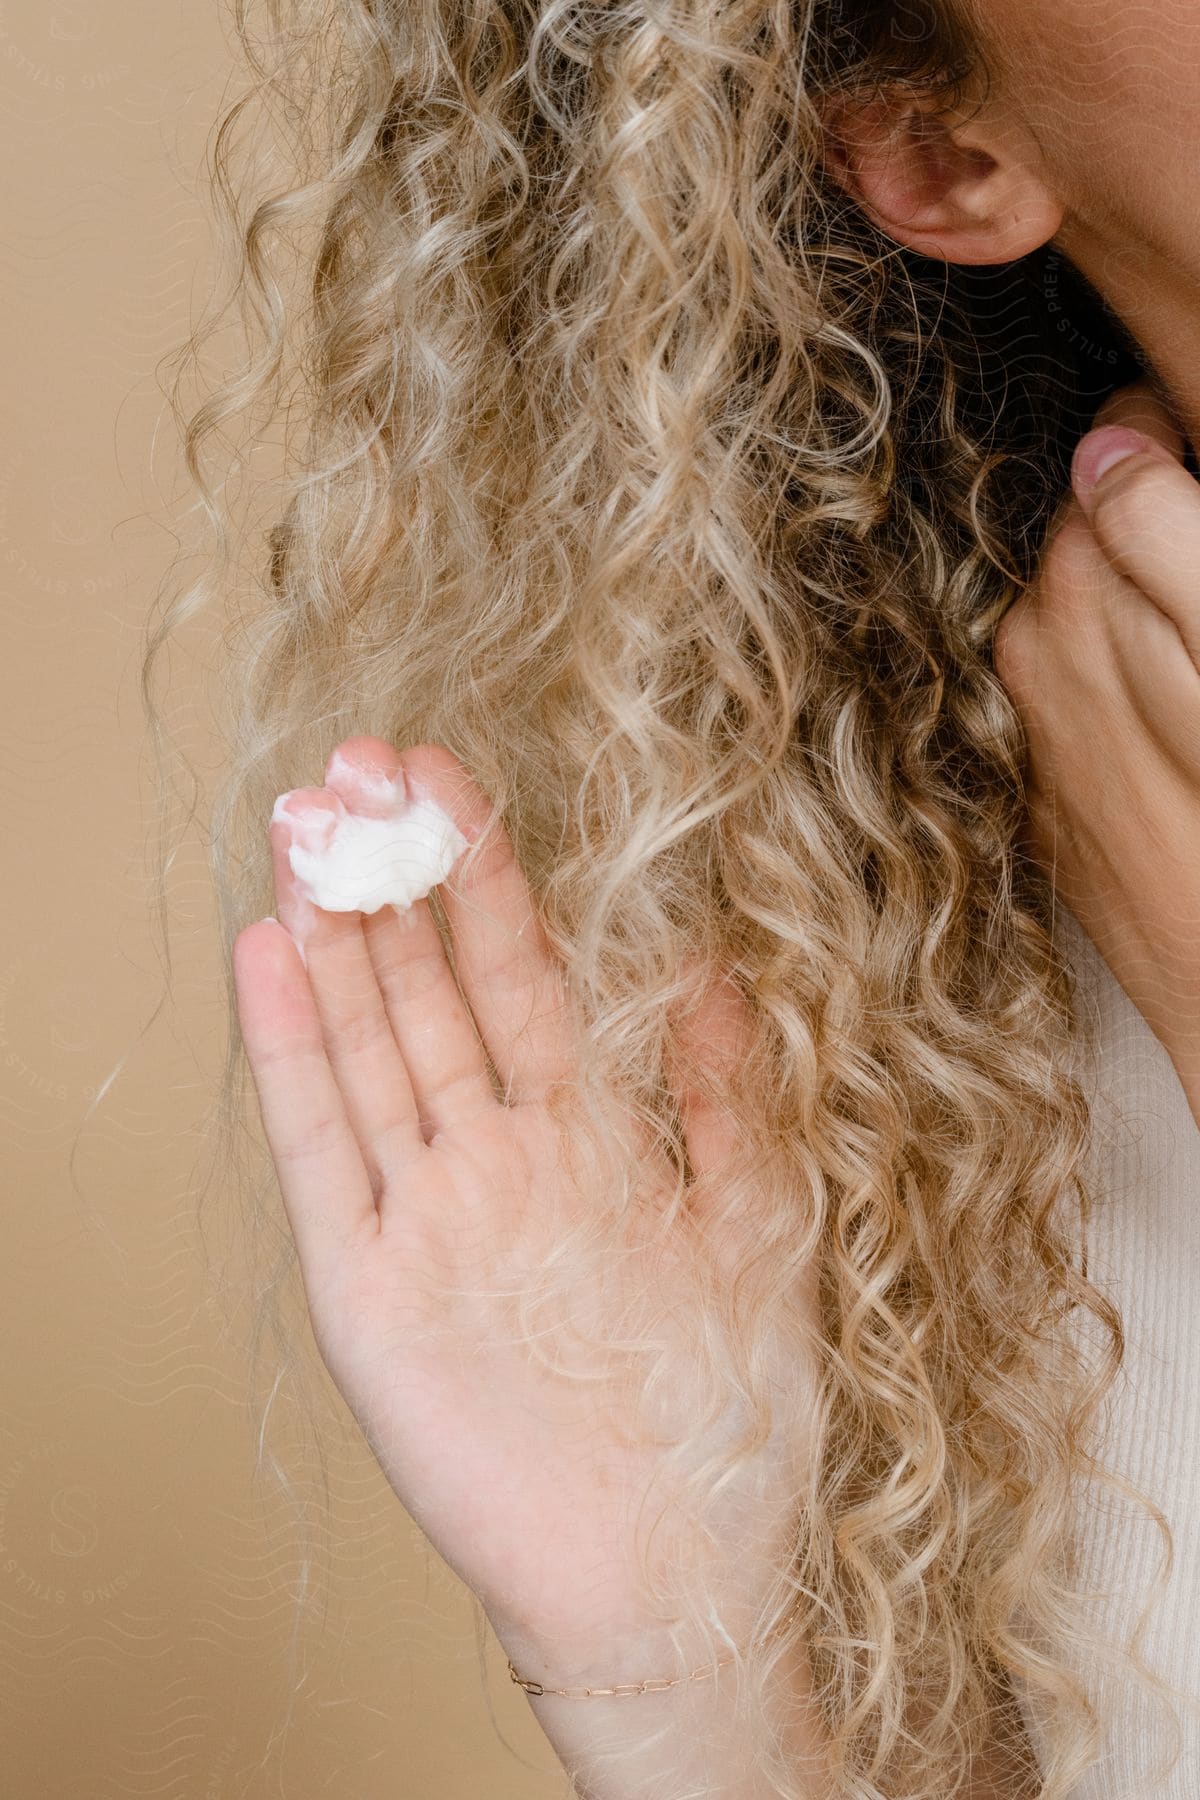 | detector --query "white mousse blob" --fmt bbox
[271,769,469,916]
